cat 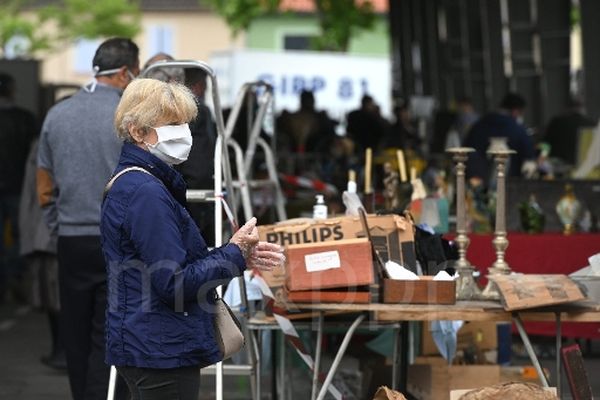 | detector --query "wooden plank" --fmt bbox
[491,274,586,311]
[289,300,600,322]
[285,289,371,304]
